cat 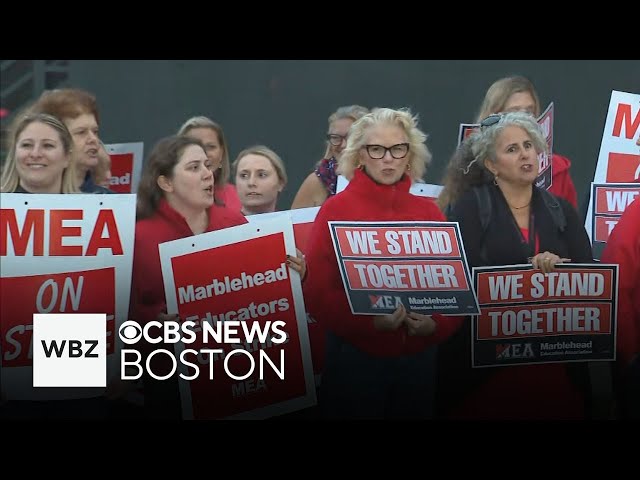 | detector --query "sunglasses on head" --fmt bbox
[480,113,504,129]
